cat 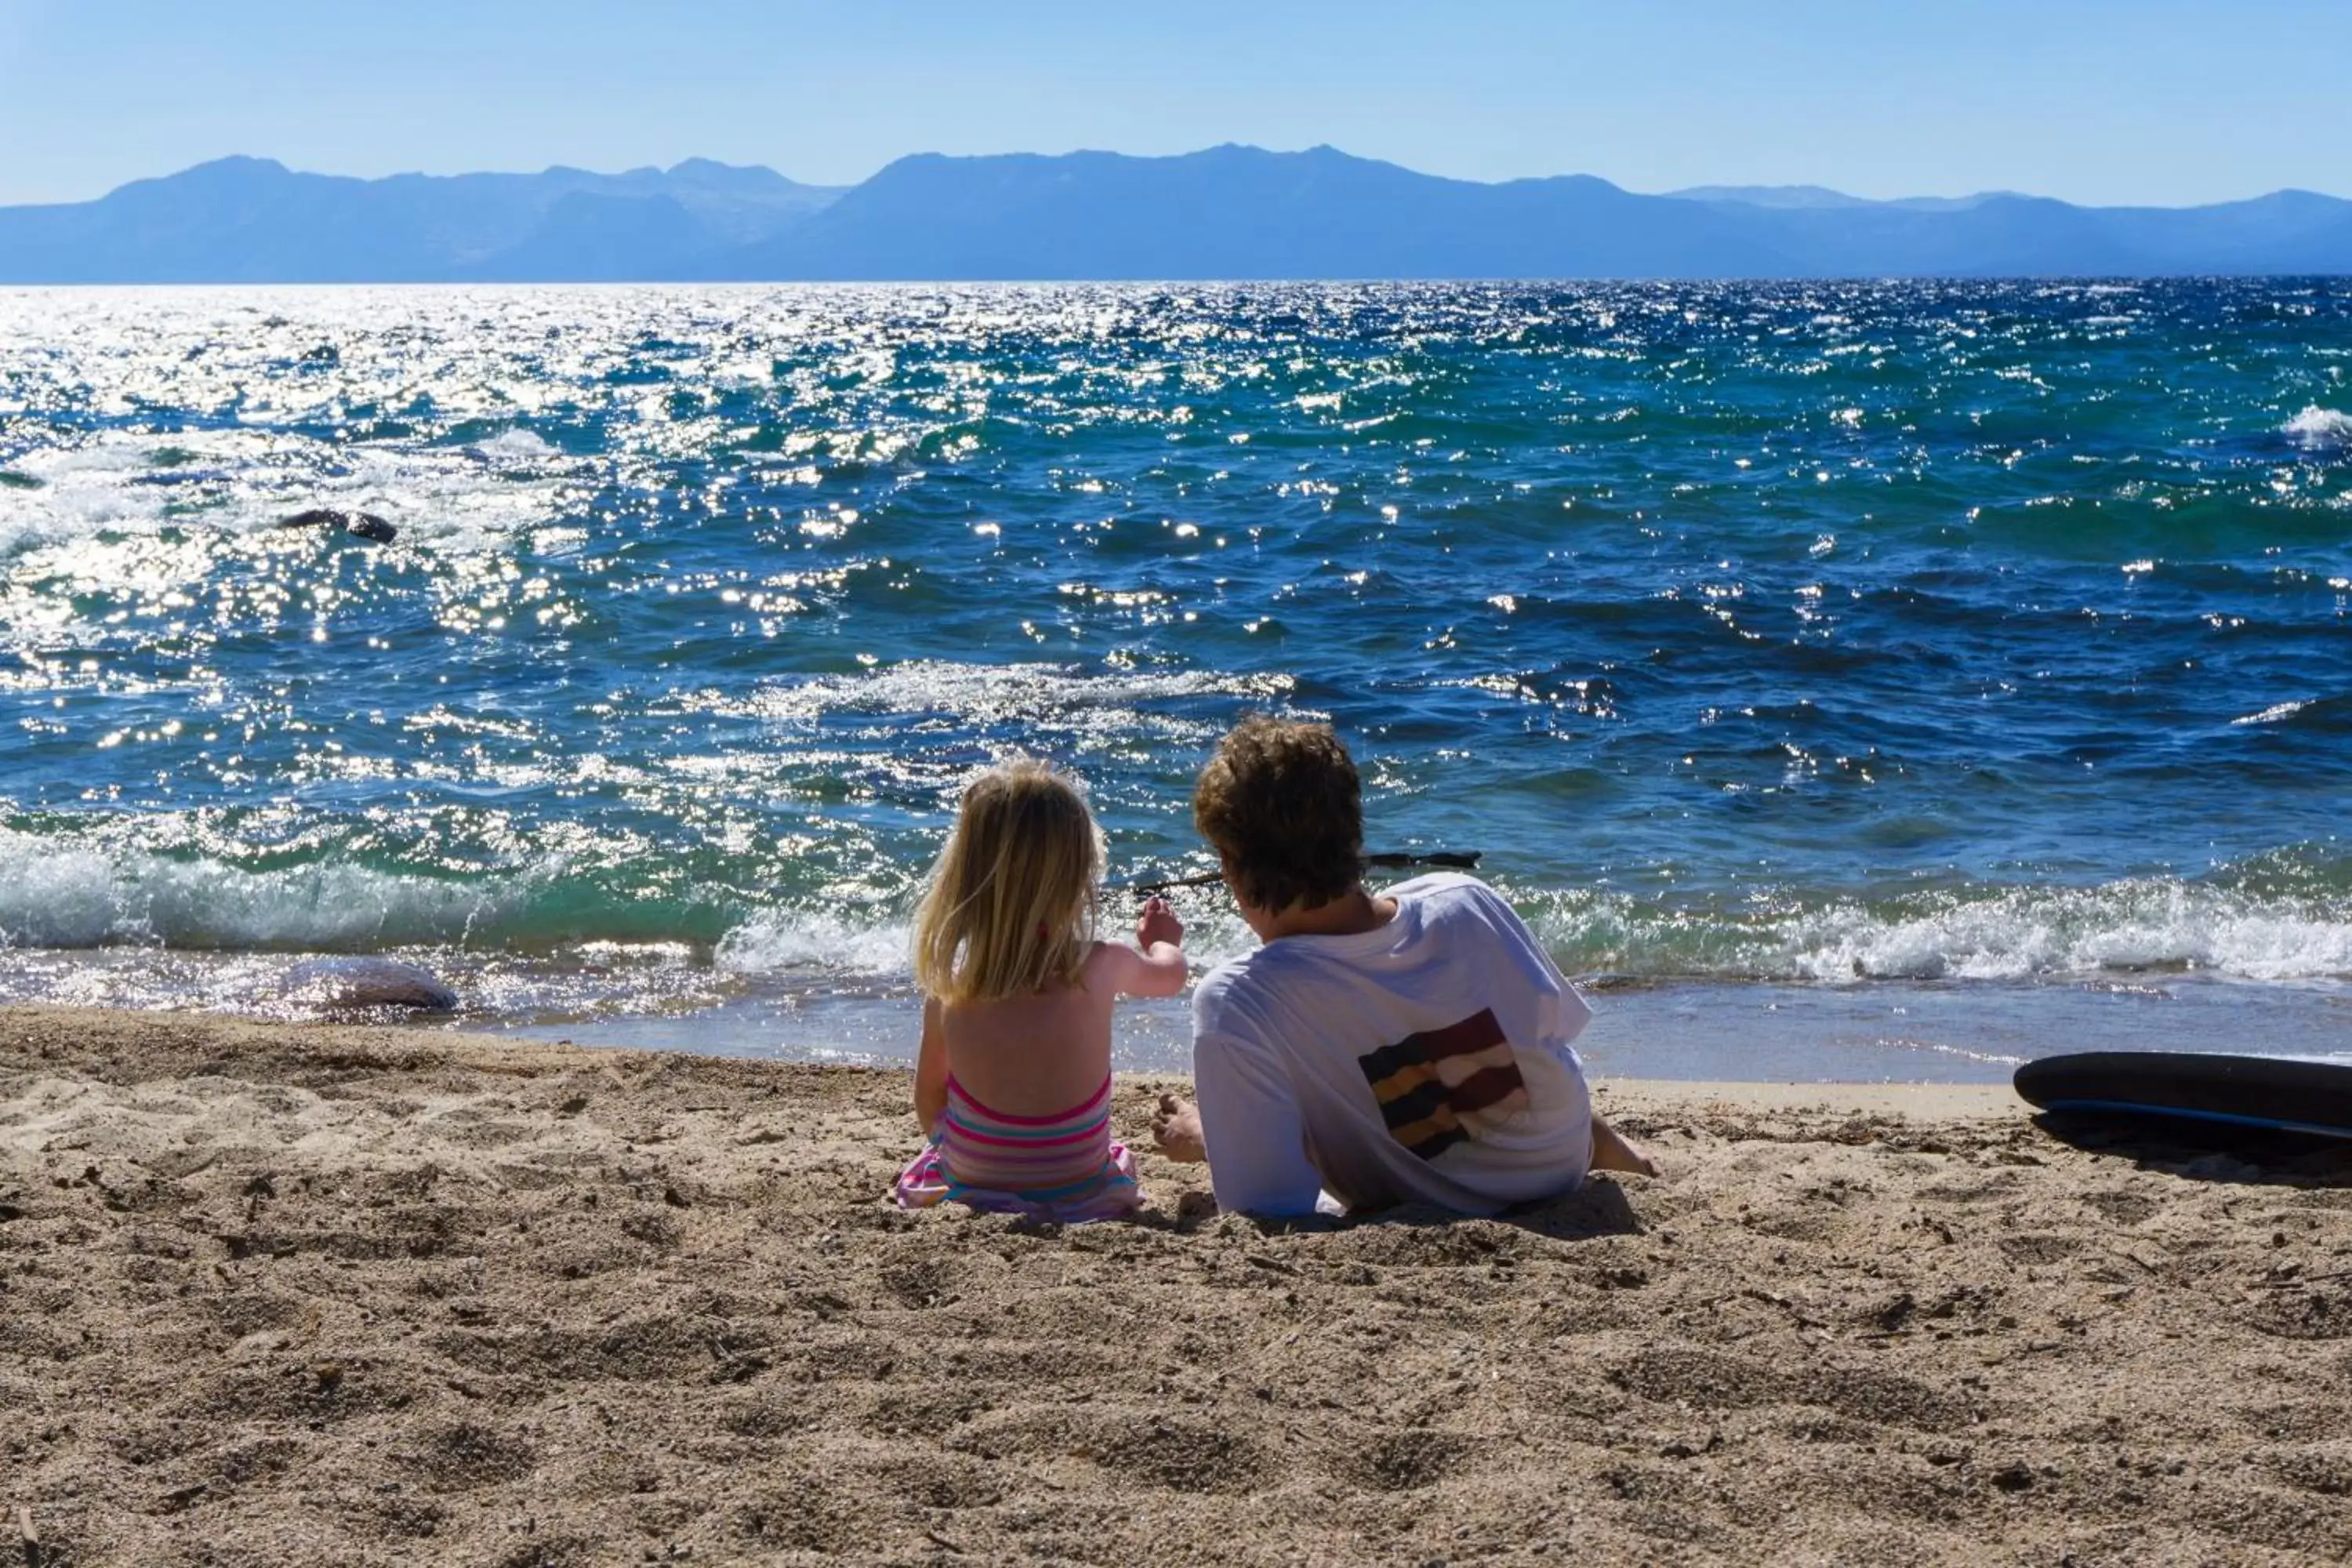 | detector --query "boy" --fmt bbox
[1153,717,1654,1216]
